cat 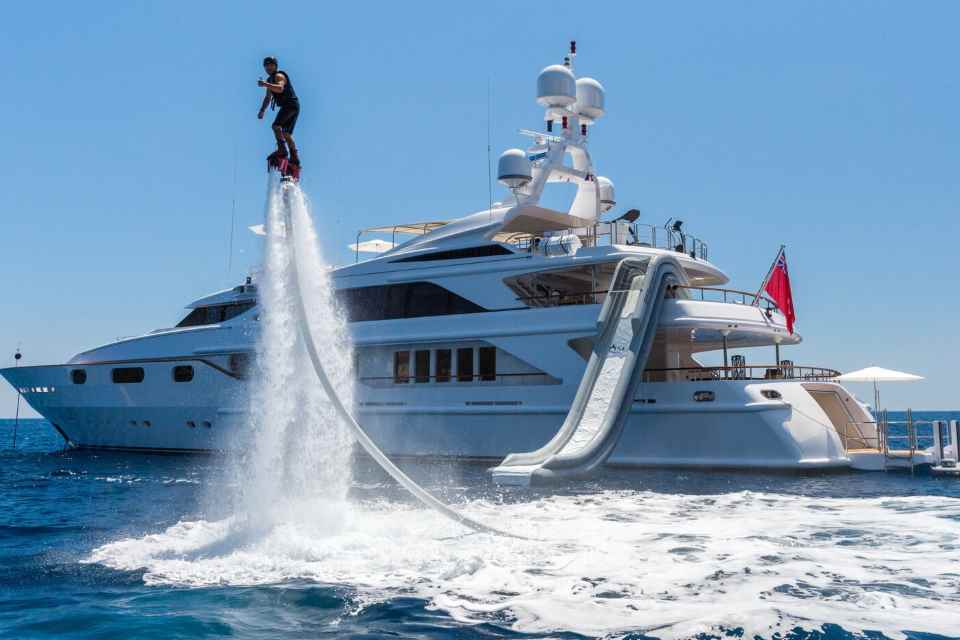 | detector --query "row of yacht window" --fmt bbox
[70,365,196,385]
[391,347,497,383]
